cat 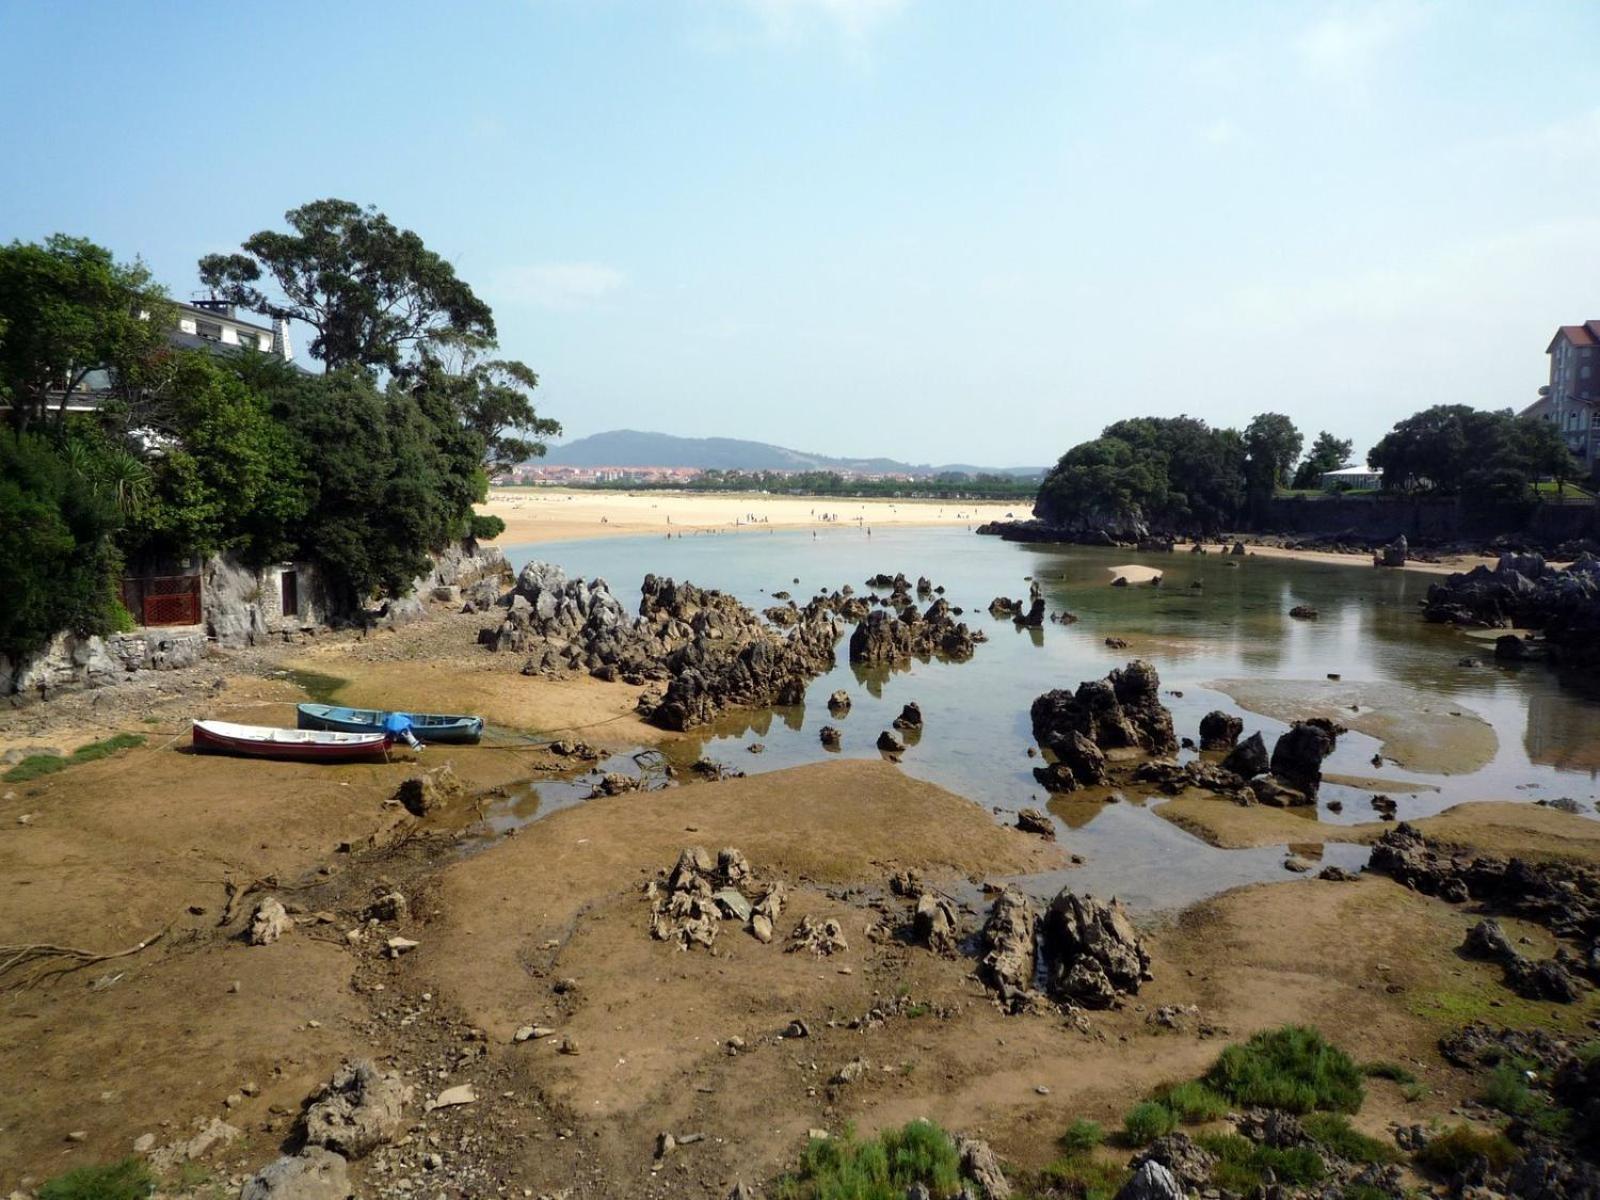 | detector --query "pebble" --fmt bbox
[66,1131,87,1142]
[1035,1085,1051,1095]
[132,1133,155,1153]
